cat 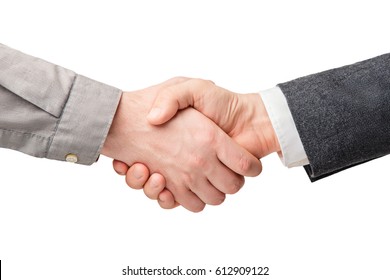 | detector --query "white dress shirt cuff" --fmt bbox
[260,86,309,167]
